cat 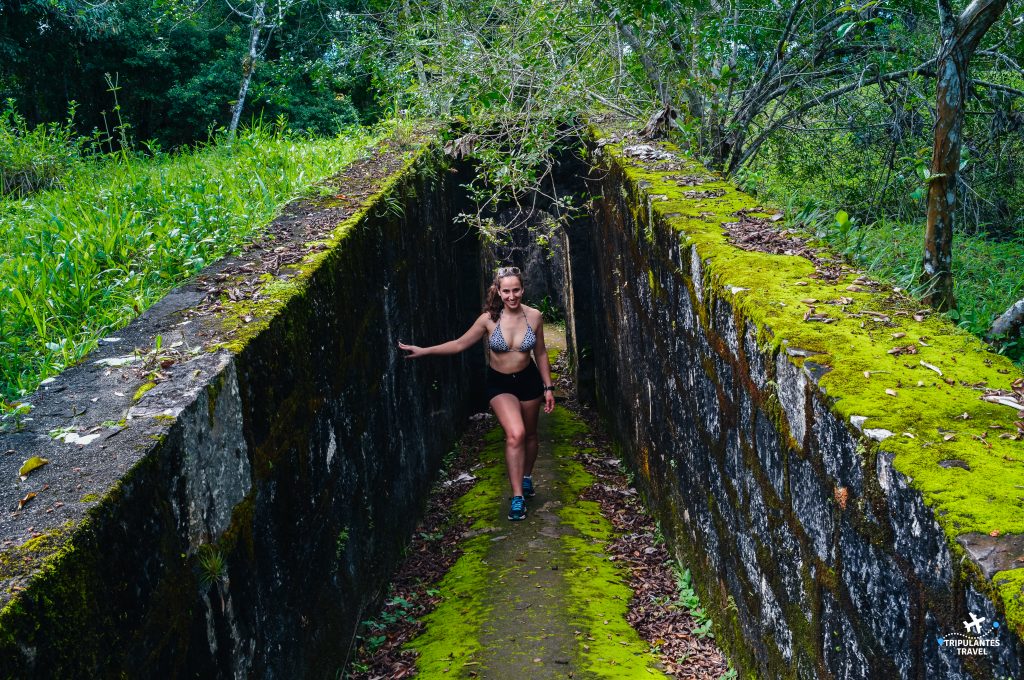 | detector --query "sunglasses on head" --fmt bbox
[496,266,521,277]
